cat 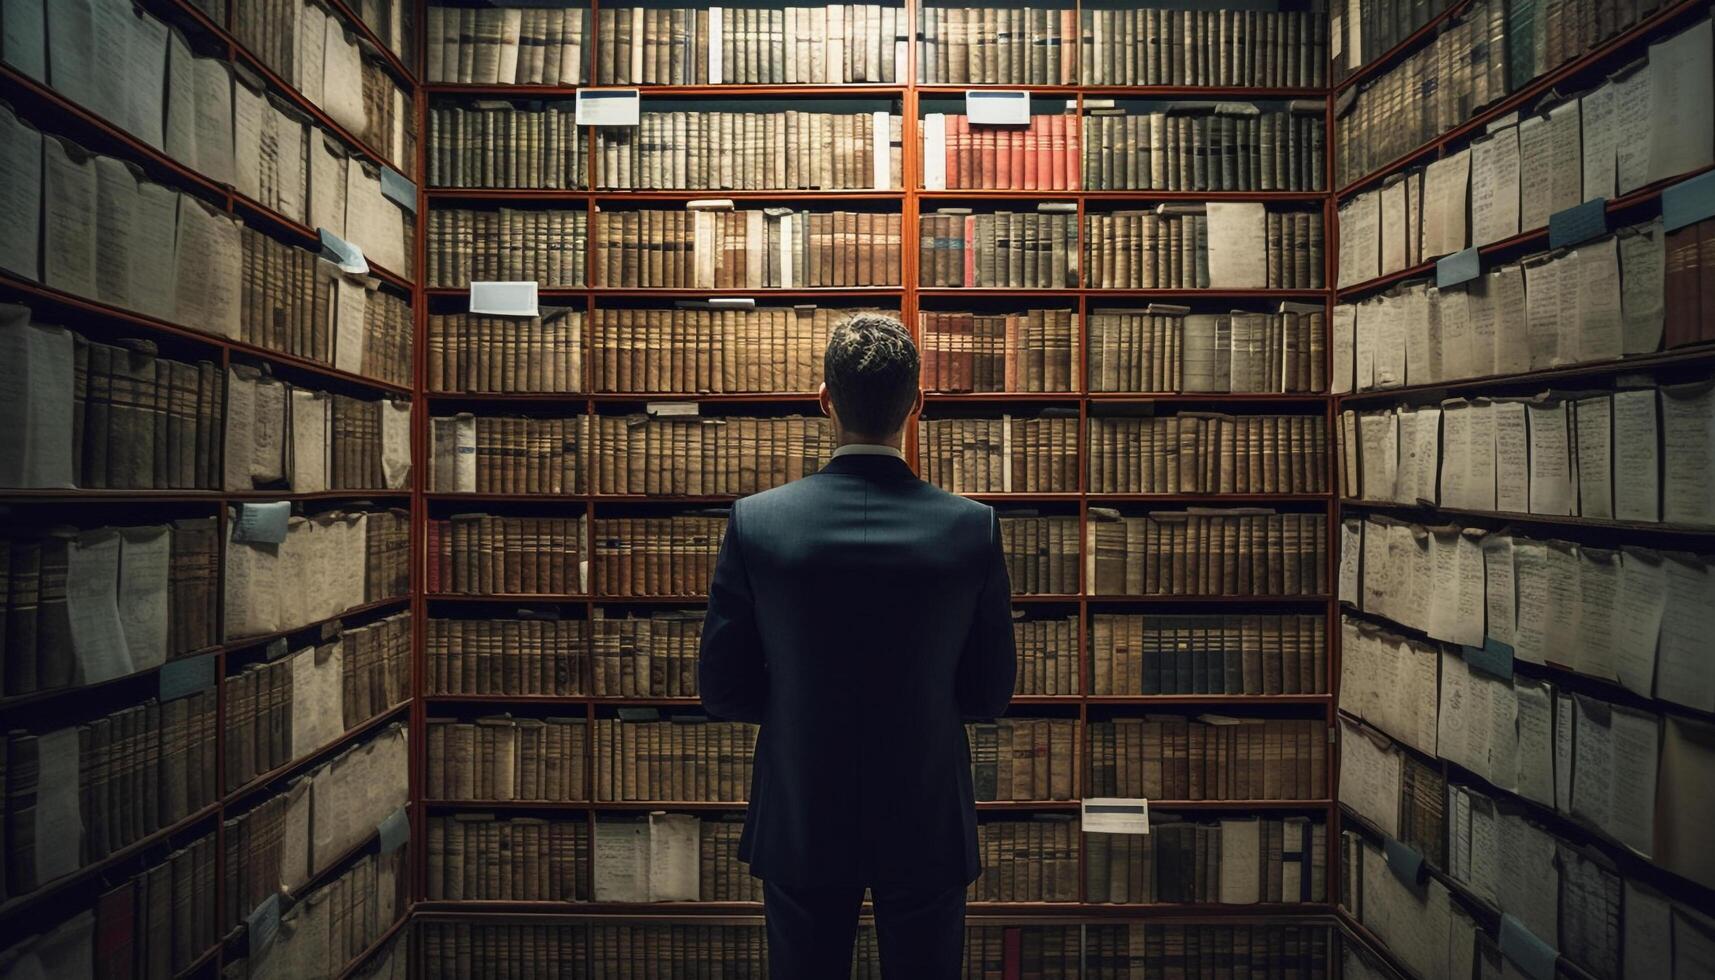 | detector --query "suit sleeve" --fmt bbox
[699,504,768,724]
[955,509,1018,720]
